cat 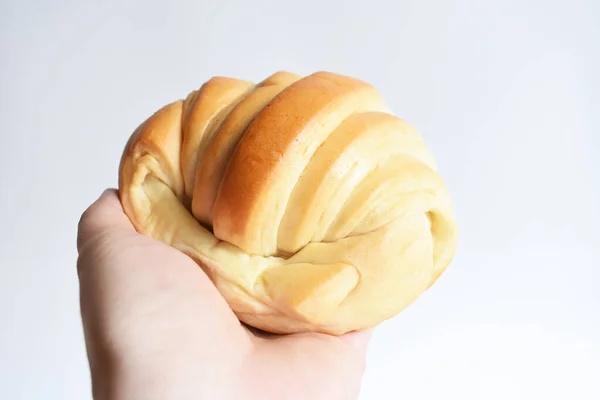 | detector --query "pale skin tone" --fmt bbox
[77,189,372,400]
